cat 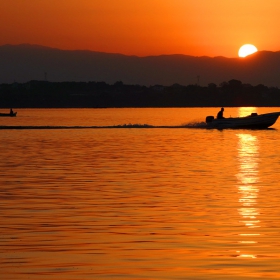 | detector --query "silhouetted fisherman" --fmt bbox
[217,107,225,119]
[10,108,14,115]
